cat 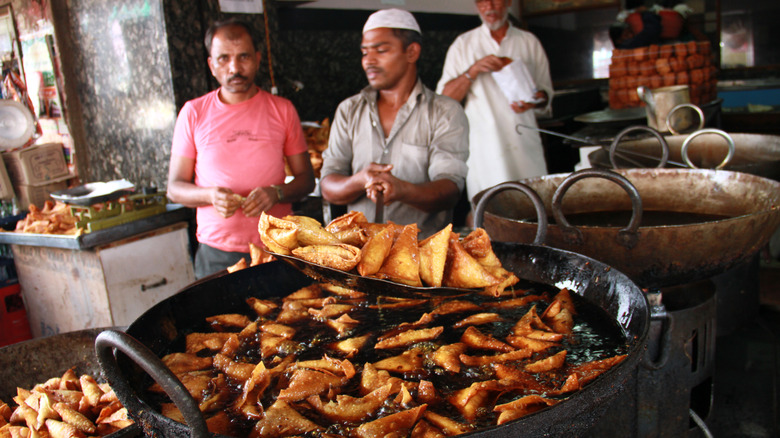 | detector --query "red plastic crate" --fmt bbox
[0,283,33,347]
